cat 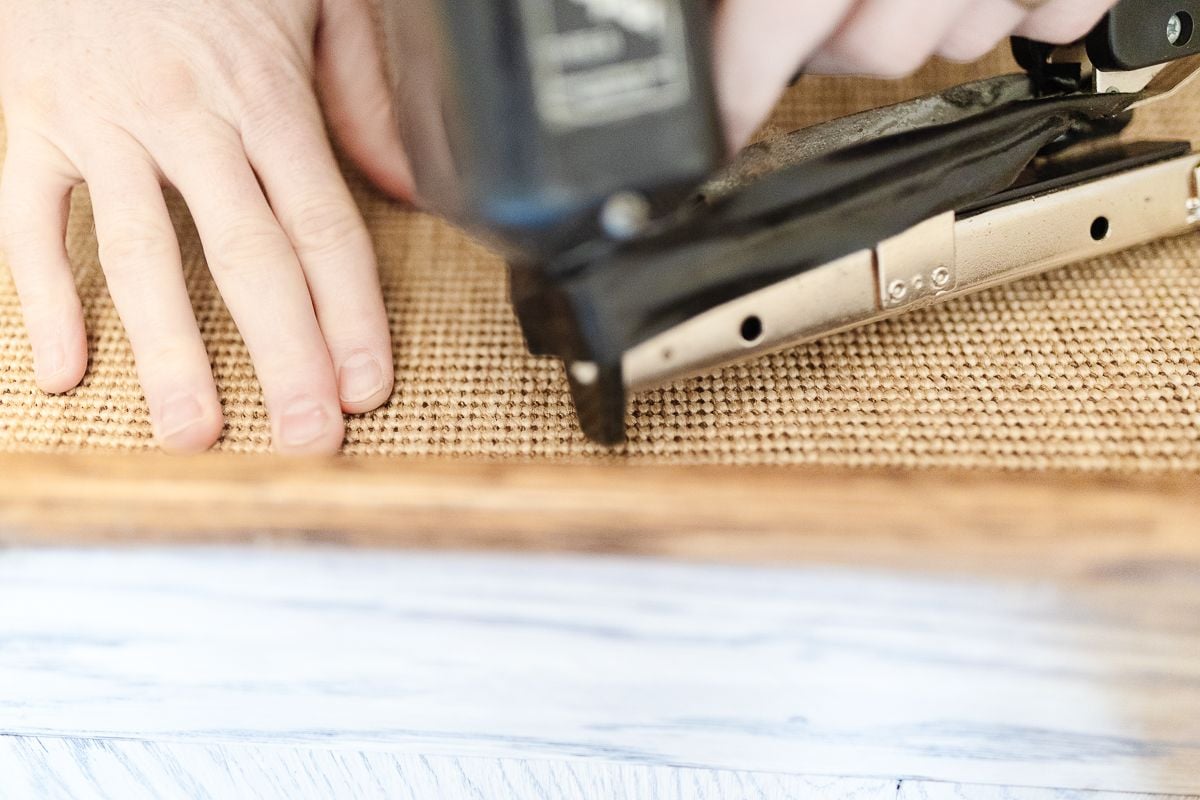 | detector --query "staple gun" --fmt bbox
[380,0,1200,444]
